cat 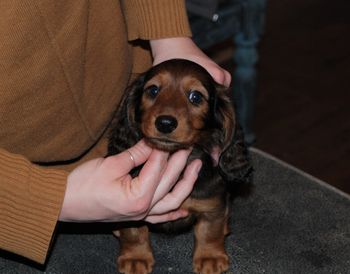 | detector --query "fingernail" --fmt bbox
[178,209,189,218]
[184,147,193,155]
[195,161,202,173]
